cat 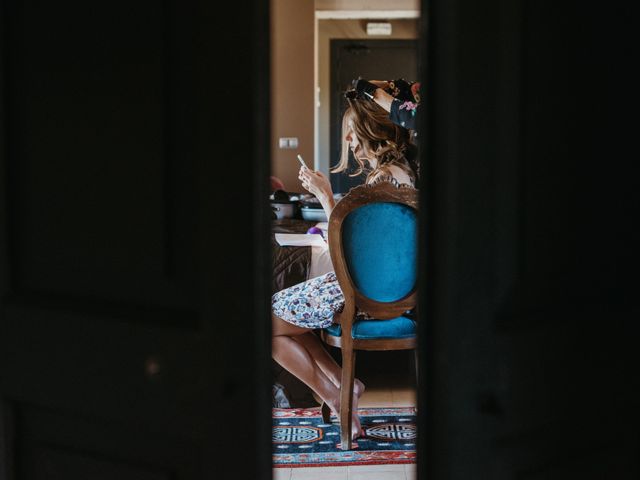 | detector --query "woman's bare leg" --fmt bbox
[293,332,365,414]
[272,315,361,438]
